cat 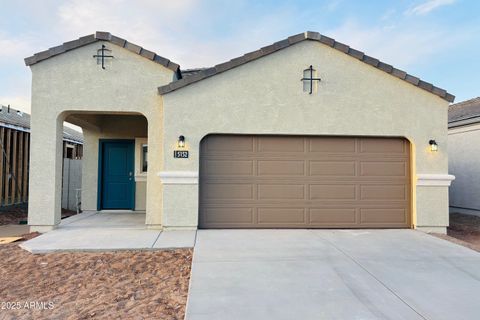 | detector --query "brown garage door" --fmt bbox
[199,135,411,229]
